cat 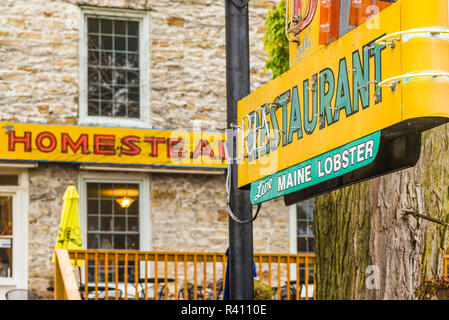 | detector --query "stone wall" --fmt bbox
[27,167,289,298]
[0,0,276,130]
[0,0,290,299]
[150,173,289,254]
[28,164,80,299]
